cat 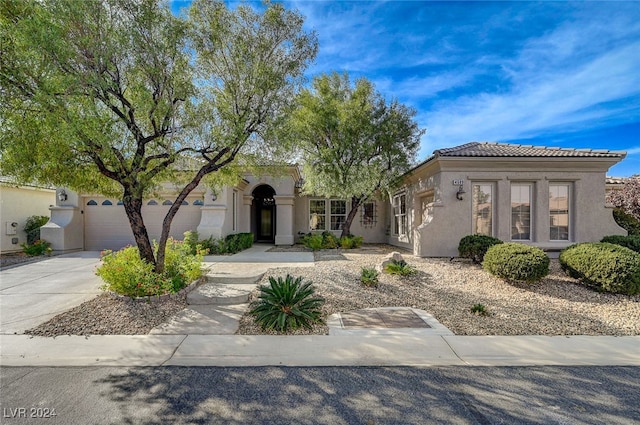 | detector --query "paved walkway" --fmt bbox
[1,247,639,368]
